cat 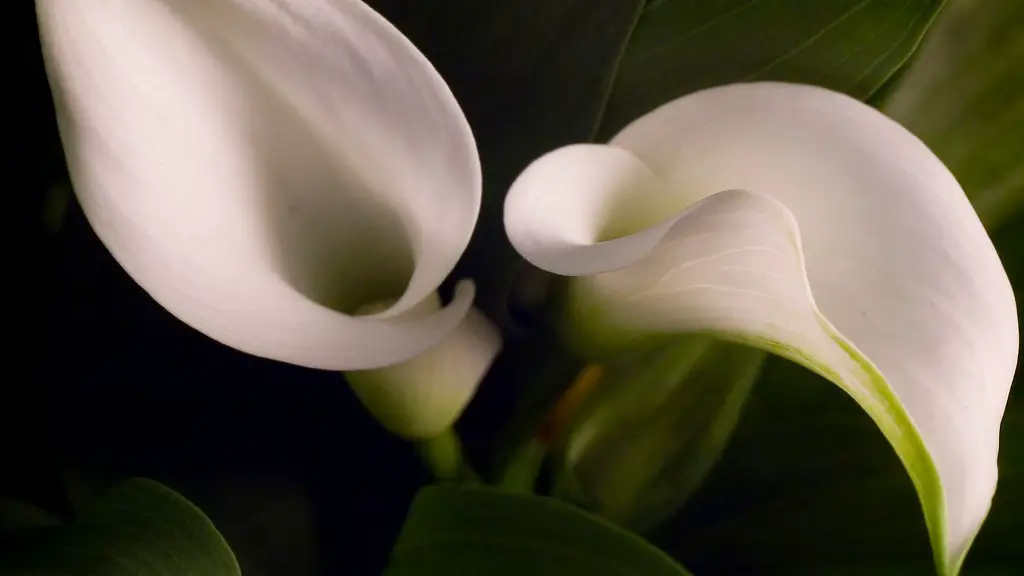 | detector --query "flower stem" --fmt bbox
[417,428,476,483]
[498,437,547,493]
